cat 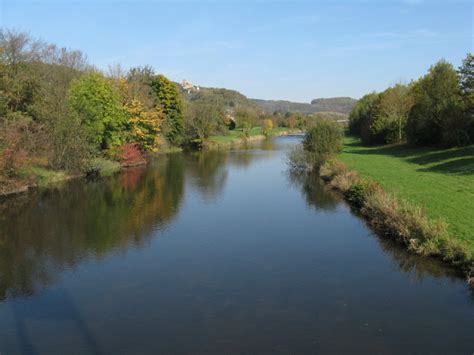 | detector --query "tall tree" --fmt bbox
[372,84,413,143]
[68,72,127,150]
[348,92,381,144]
[407,60,462,146]
[150,74,184,145]
[459,53,474,140]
